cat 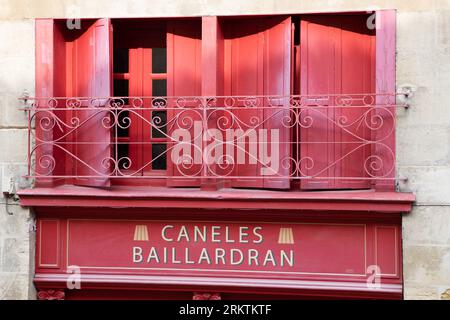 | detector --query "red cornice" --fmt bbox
[34,273,402,299]
[18,185,415,213]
